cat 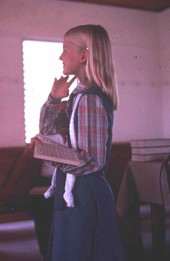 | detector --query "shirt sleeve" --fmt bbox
[61,94,109,176]
[39,94,68,136]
